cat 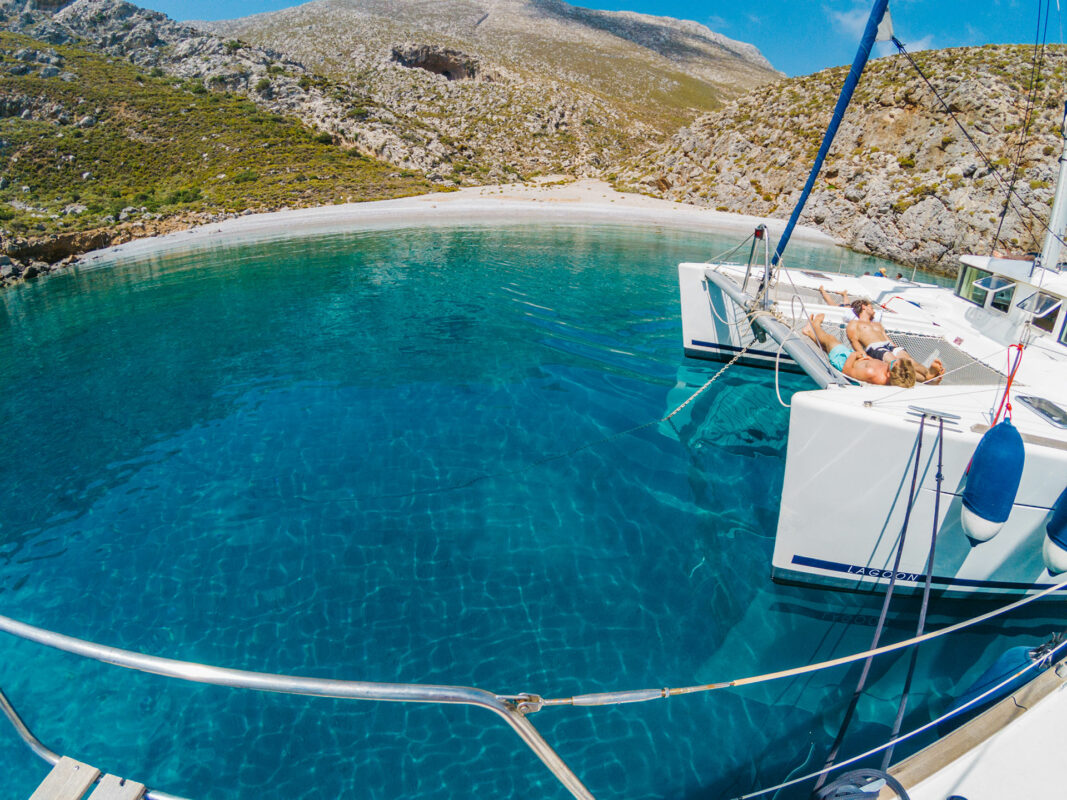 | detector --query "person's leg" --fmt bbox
[910,356,944,384]
[801,313,840,353]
